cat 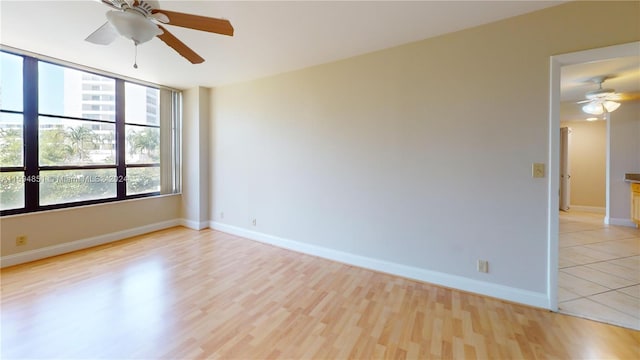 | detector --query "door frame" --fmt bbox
[559,126,571,212]
[547,41,639,311]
